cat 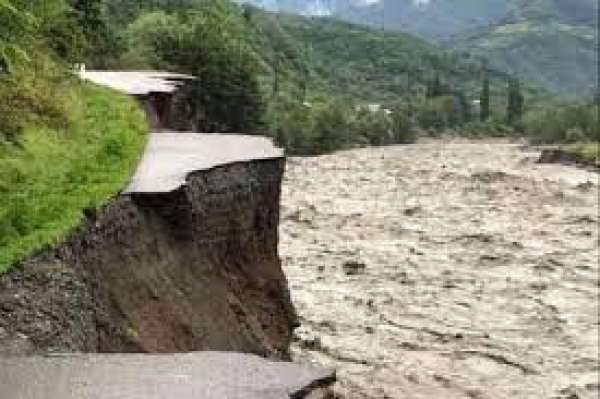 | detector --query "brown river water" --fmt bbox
[280,141,599,399]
